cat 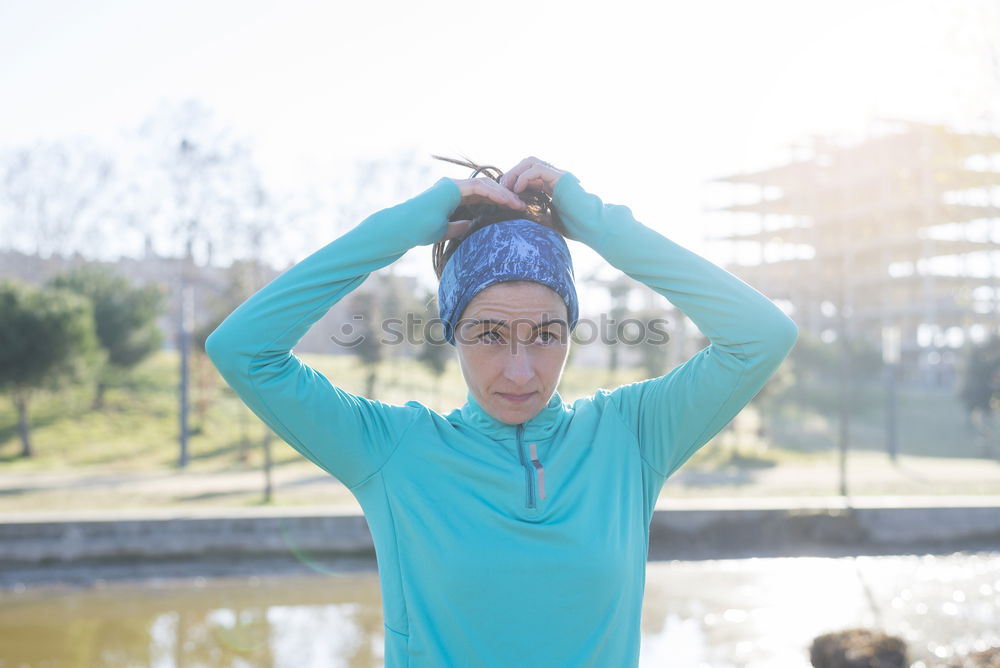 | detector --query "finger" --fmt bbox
[472,178,525,208]
[492,182,527,208]
[500,156,540,190]
[513,165,553,194]
[500,156,542,190]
